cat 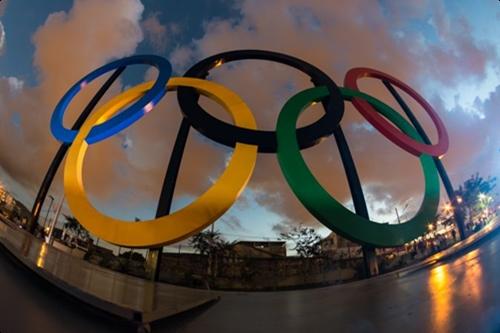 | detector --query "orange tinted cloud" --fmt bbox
[0,0,144,203]
[0,0,498,233]
[142,11,168,52]
[165,0,498,229]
